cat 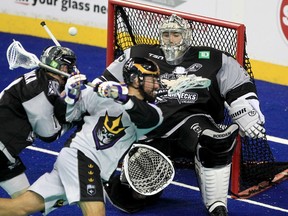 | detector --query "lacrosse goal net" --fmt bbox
[106,0,288,198]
